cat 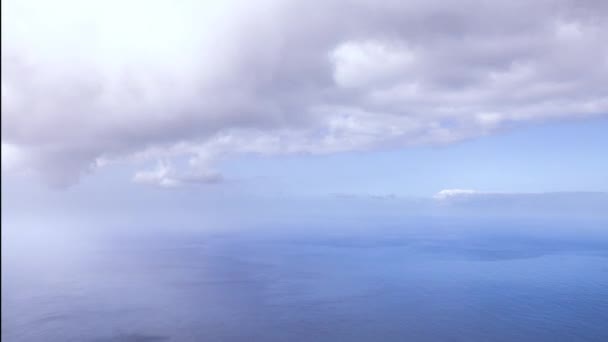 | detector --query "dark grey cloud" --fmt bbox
[2,0,607,187]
